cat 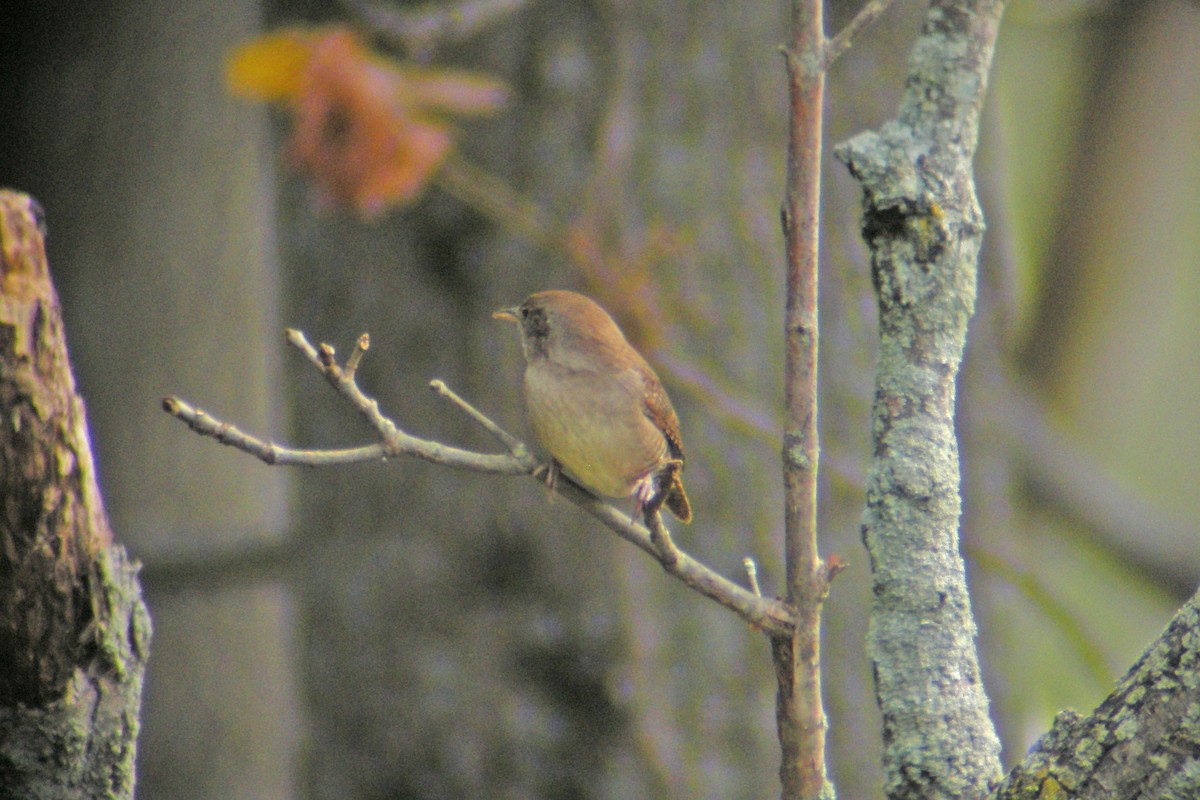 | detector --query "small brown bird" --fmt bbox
[494,290,692,523]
